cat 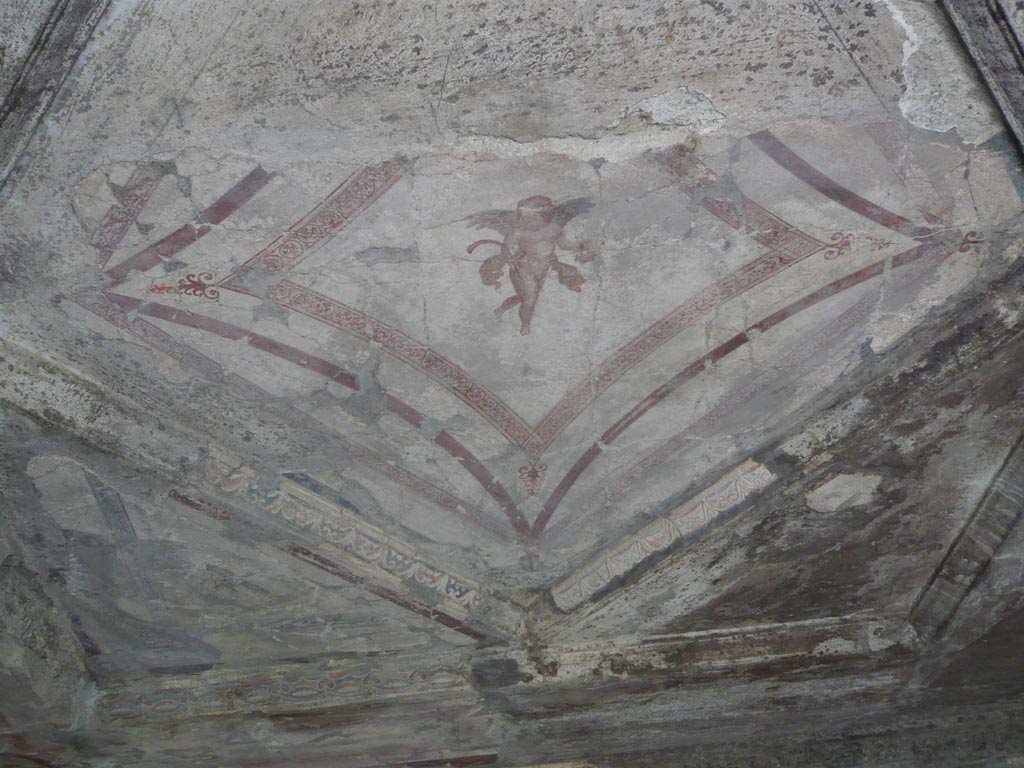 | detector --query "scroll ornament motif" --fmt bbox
[958,231,984,253]
[518,462,548,496]
[148,272,220,300]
